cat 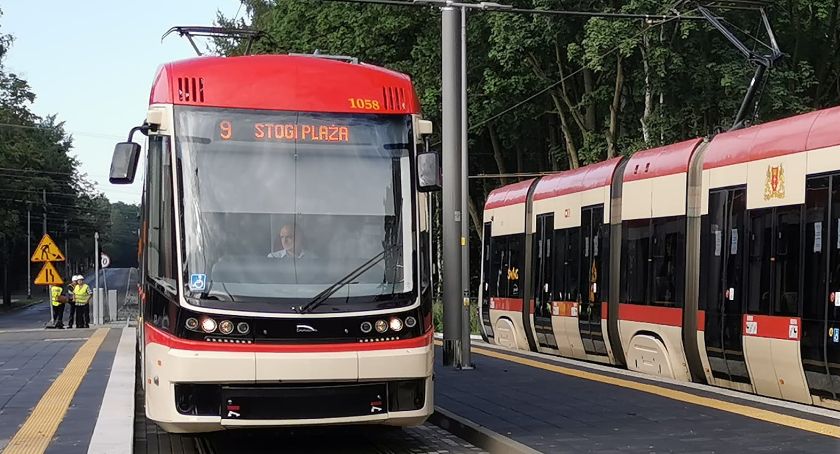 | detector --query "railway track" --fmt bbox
[135,352,484,454]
